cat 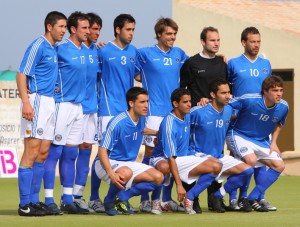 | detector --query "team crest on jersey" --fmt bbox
[55,134,62,142]
[263,68,268,74]
[240,147,248,153]
[175,57,180,63]
[37,128,43,135]
[272,117,278,122]
[130,56,135,62]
